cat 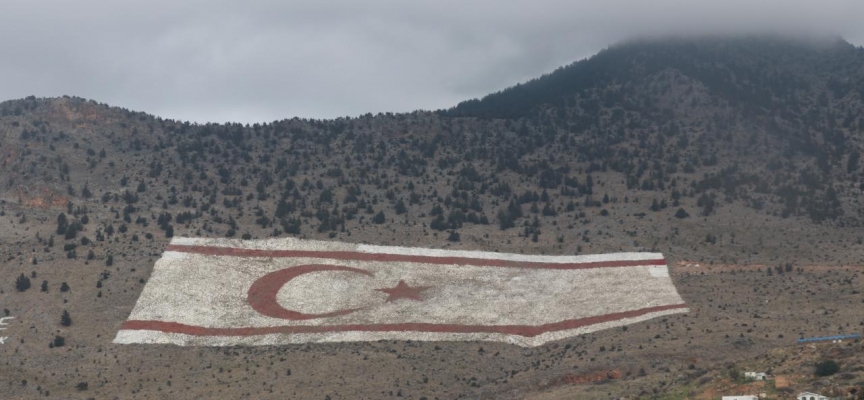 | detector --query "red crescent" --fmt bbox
[247,264,374,320]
